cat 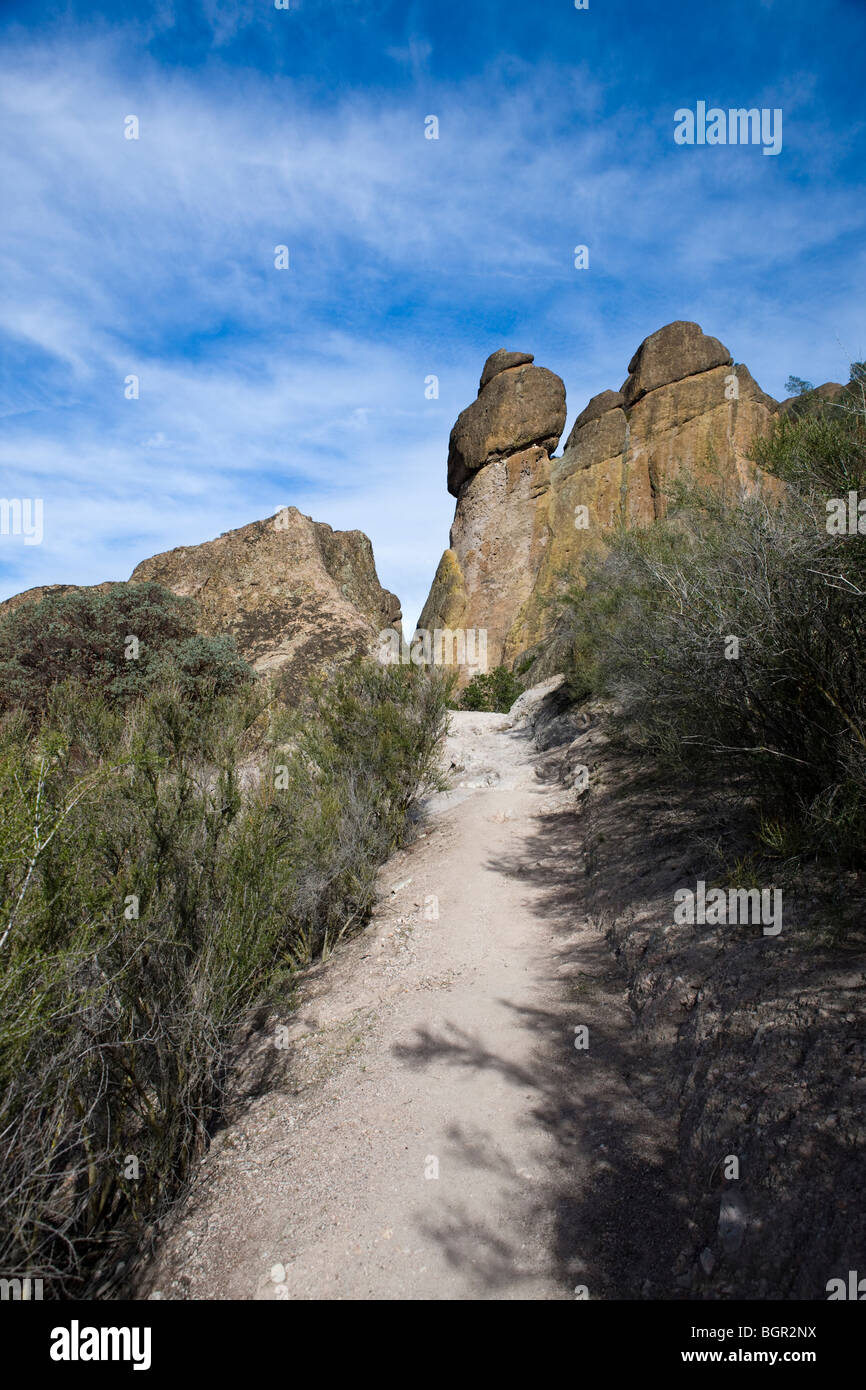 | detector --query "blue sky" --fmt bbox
[0,0,864,632]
